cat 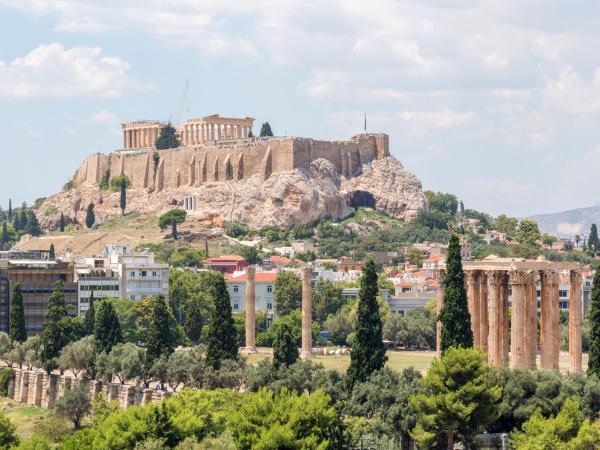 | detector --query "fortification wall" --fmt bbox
[7,368,170,410]
[72,134,389,192]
